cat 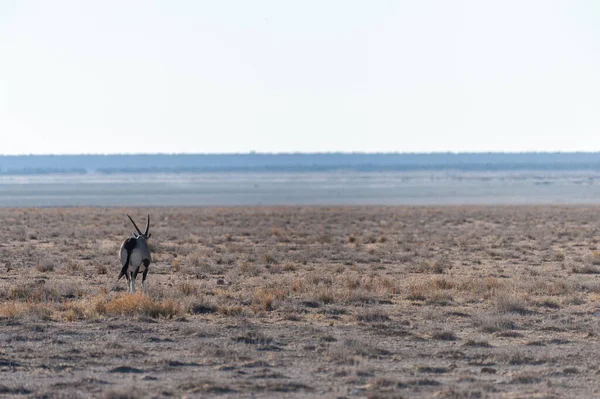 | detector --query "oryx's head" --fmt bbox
[127,214,151,240]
